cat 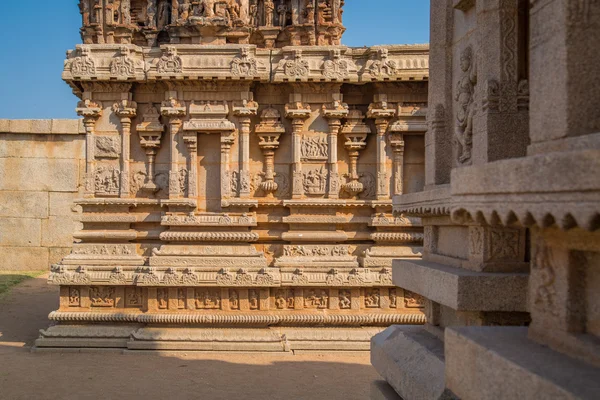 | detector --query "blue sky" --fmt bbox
[0,1,430,119]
